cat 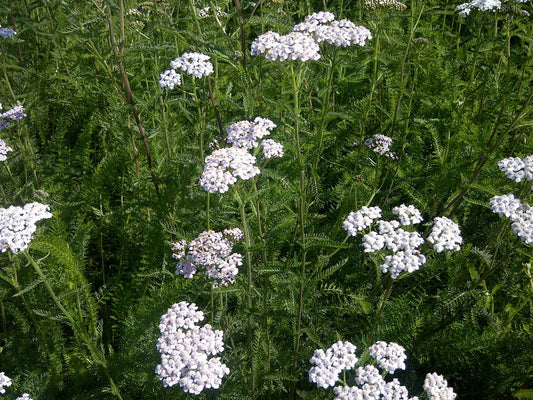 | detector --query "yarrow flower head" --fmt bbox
[490,194,532,244]
[343,206,382,235]
[226,117,276,149]
[0,202,53,253]
[170,52,214,78]
[369,341,407,374]
[0,372,12,394]
[16,394,34,400]
[197,6,229,18]
[497,155,533,183]
[261,139,284,159]
[455,0,502,16]
[311,340,443,400]
[346,205,462,278]
[0,139,13,161]
[392,204,423,225]
[155,301,229,394]
[357,134,397,159]
[251,31,321,62]
[0,104,27,130]
[364,0,408,11]
[424,373,457,400]
[427,217,462,253]
[200,147,260,193]
[293,13,372,48]
[172,229,243,288]
[309,341,358,389]
[0,26,16,39]
[159,69,181,89]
